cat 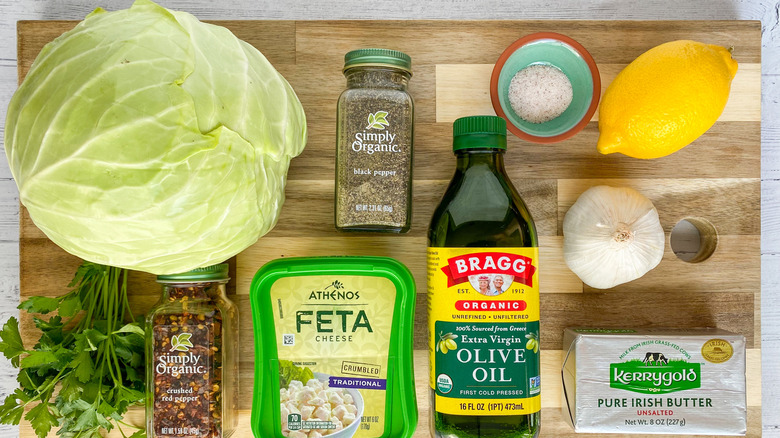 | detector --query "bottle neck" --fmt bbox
[345,66,410,90]
[161,281,228,301]
[454,149,507,173]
